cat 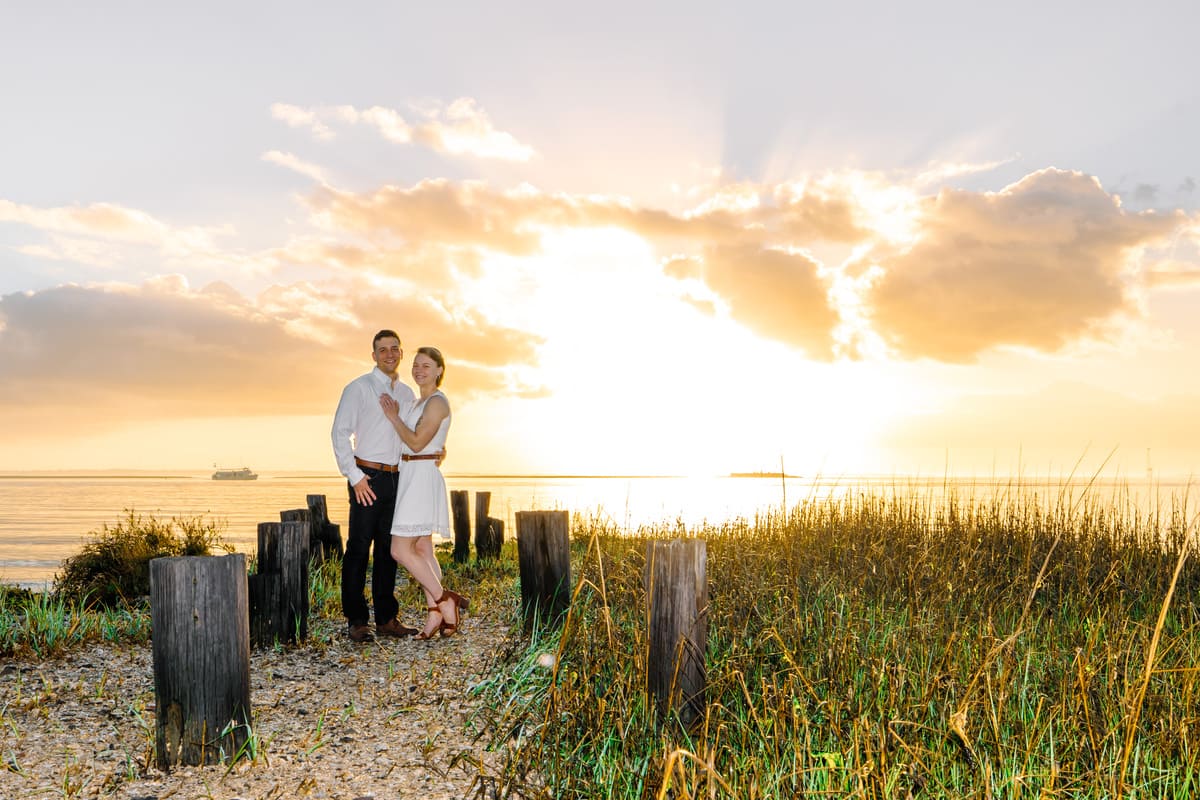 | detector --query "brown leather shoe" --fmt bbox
[348,623,374,643]
[376,618,419,637]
